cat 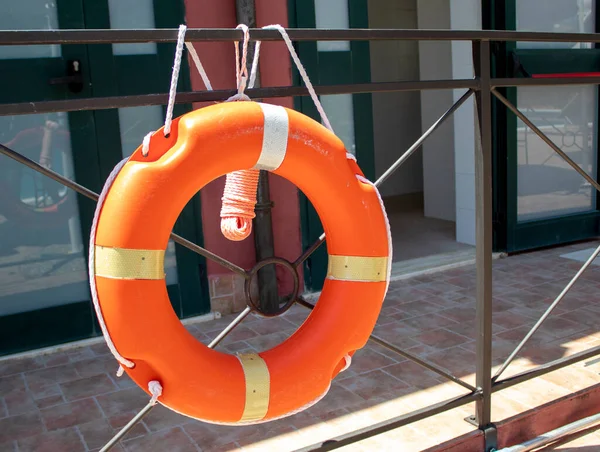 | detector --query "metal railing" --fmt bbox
[2,27,600,452]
